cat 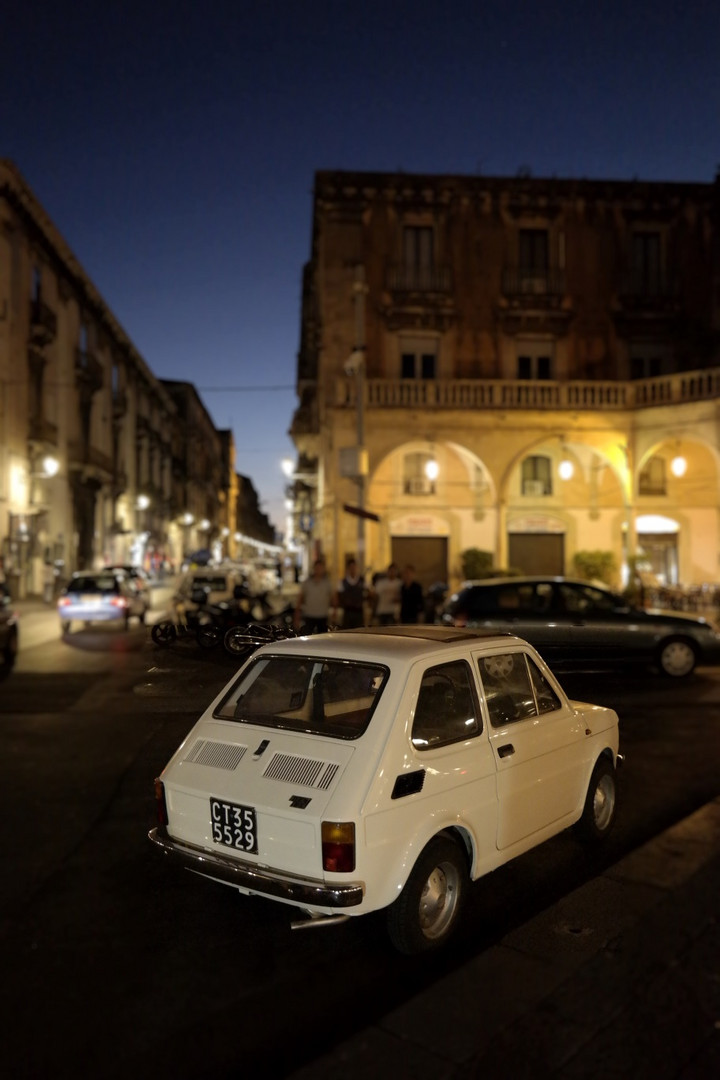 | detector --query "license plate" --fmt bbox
[209,798,258,853]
